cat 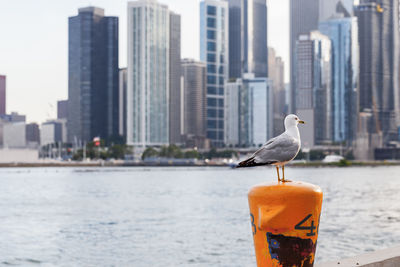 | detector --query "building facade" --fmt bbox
[225,74,273,147]
[319,15,359,144]
[268,47,286,136]
[200,0,229,147]
[127,0,170,146]
[355,0,400,148]
[119,68,127,138]
[169,12,182,145]
[68,7,119,144]
[228,0,268,79]
[181,59,207,143]
[295,31,332,148]
[290,0,319,113]
[57,100,68,119]
[0,75,5,115]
